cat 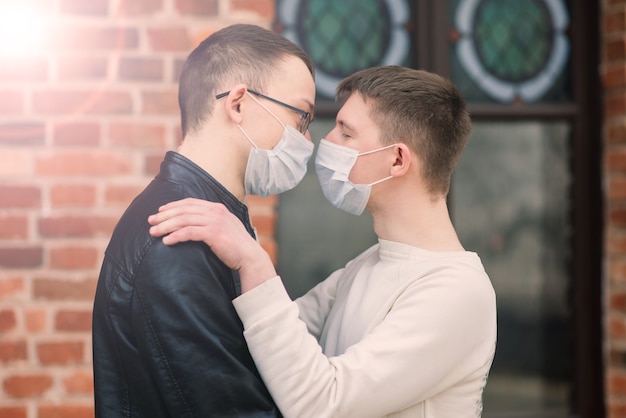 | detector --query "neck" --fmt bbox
[370,192,464,252]
[177,125,248,201]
